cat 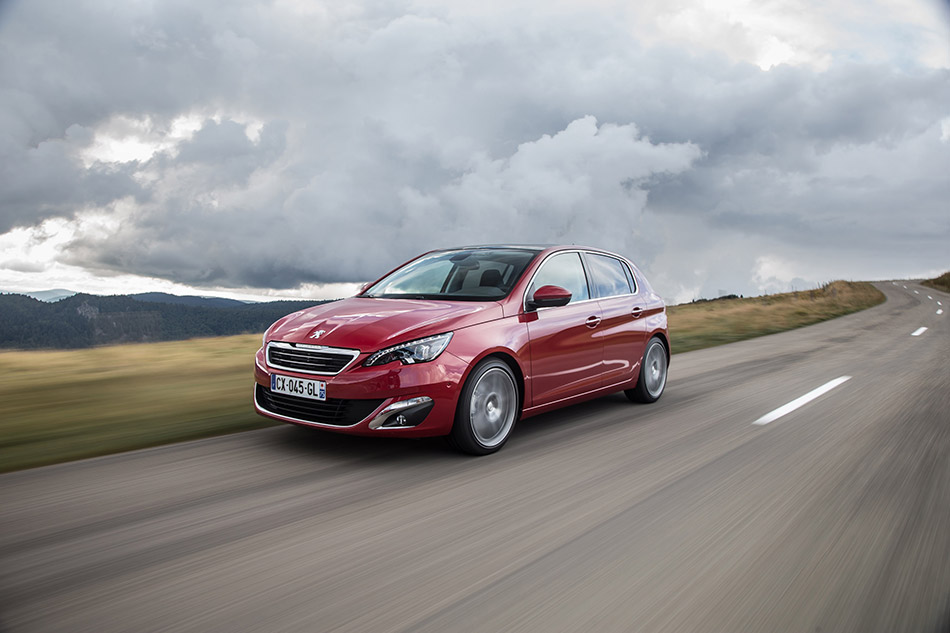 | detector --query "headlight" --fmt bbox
[363,332,453,367]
